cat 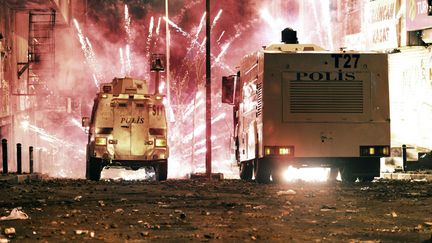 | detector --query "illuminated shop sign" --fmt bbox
[366,0,398,49]
[406,0,432,31]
